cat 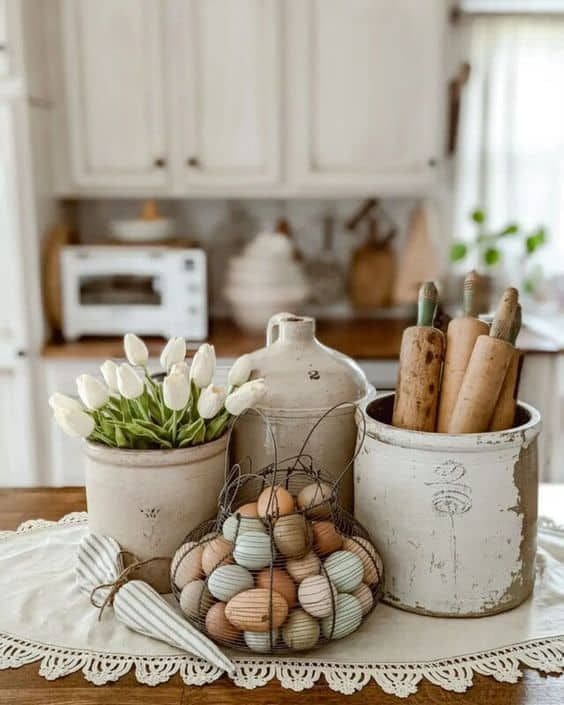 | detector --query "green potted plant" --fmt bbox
[450,209,547,300]
[49,334,265,592]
